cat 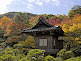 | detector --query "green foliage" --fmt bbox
[0,54,16,61]
[0,42,7,48]
[18,36,35,50]
[14,44,22,49]
[0,48,81,61]
[68,5,81,18]
[7,36,22,47]
[7,35,35,50]
[40,14,57,19]
[0,5,81,61]
[59,14,81,56]
[0,12,15,20]
[26,49,45,61]
[45,55,55,61]
[56,14,66,20]
[65,56,81,61]
[0,48,25,61]
[12,12,28,23]
[19,49,45,61]
[29,16,40,25]
[55,57,63,61]
[0,29,4,38]
[19,57,27,61]
[72,5,81,10]
[57,49,74,60]
[0,12,36,21]
[12,12,37,24]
